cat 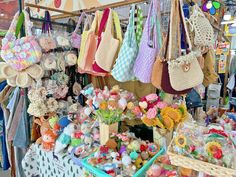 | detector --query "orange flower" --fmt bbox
[99,102,107,110]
